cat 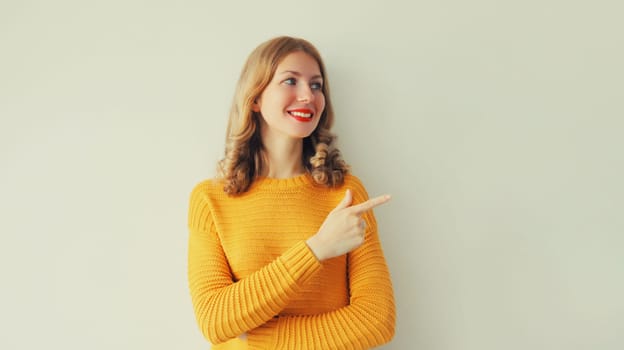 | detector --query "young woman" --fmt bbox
[188,36,395,349]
